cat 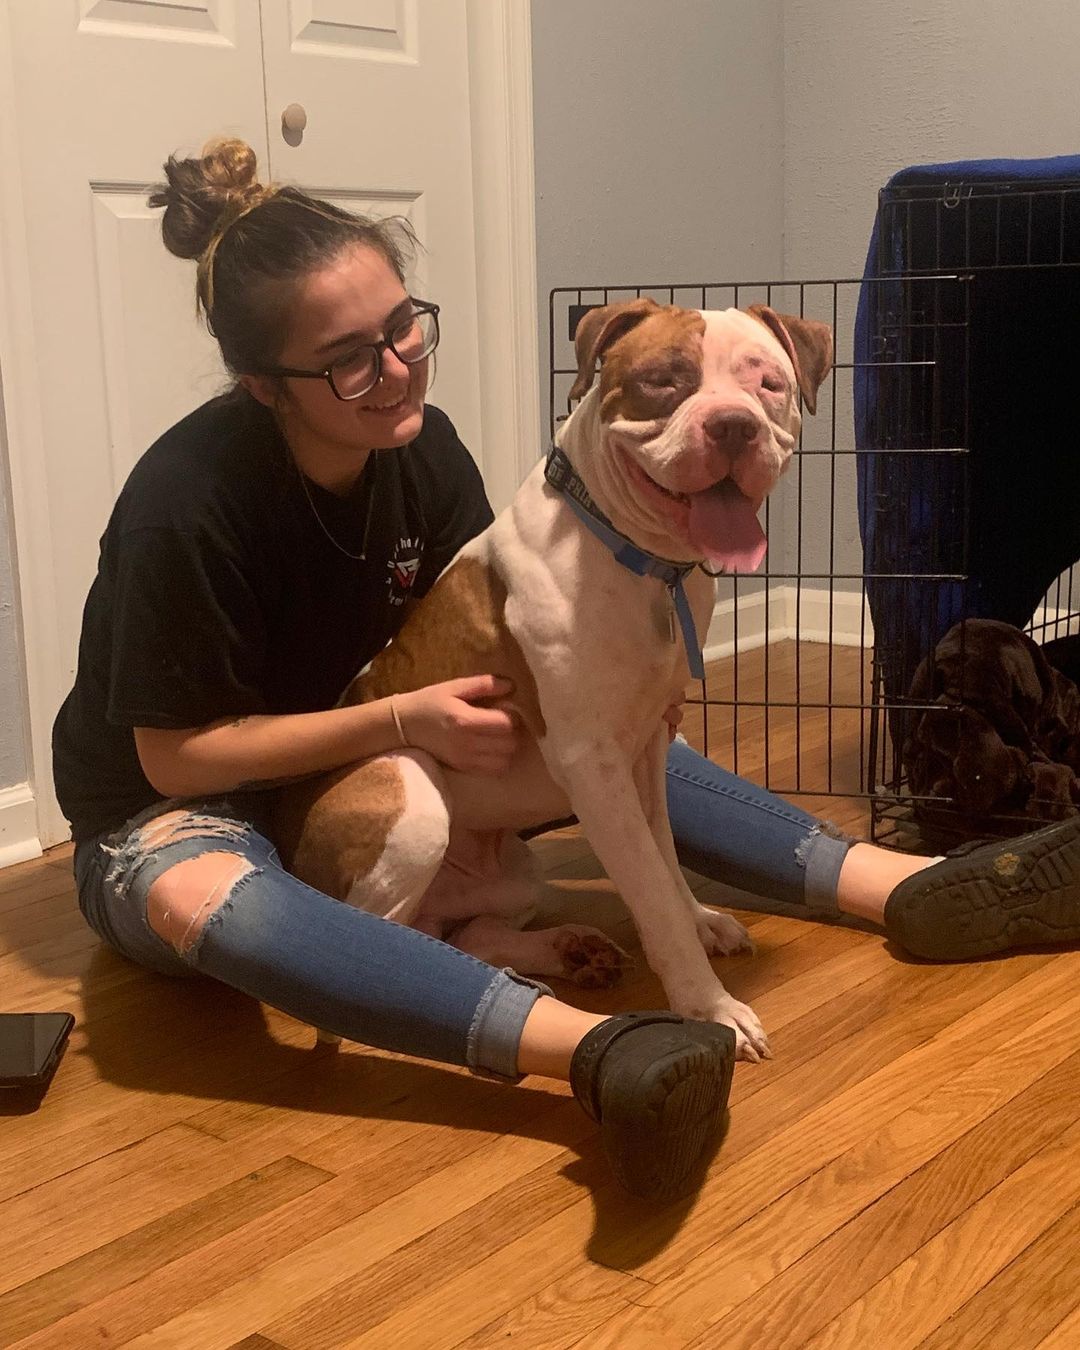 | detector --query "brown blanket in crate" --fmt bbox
[903,619,1080,837]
